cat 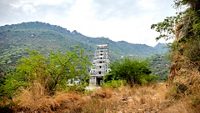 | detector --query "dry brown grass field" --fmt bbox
[3,79,197,113]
